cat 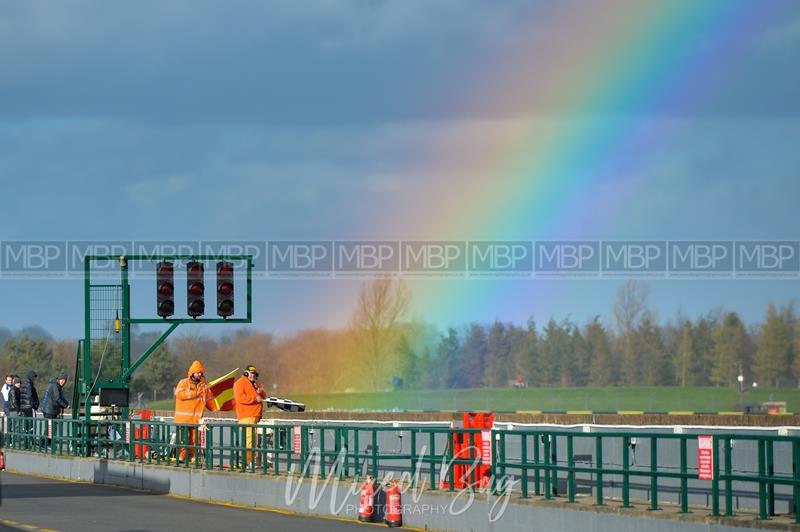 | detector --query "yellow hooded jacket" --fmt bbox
[174,360,215,424]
